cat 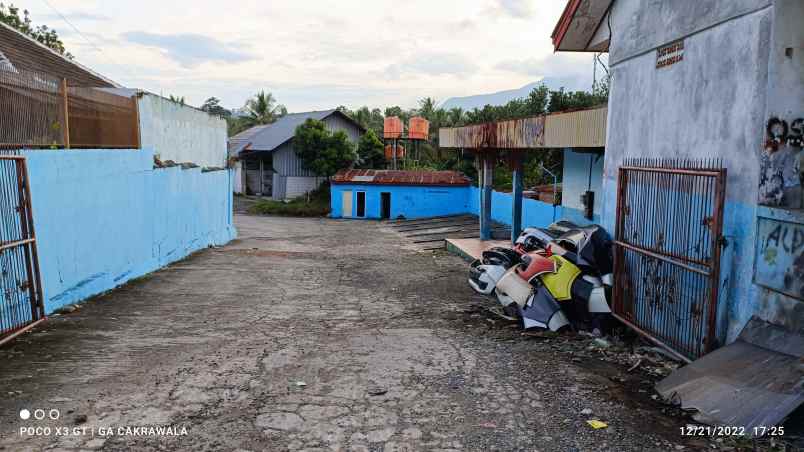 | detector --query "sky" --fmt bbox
[24,0,597,112]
